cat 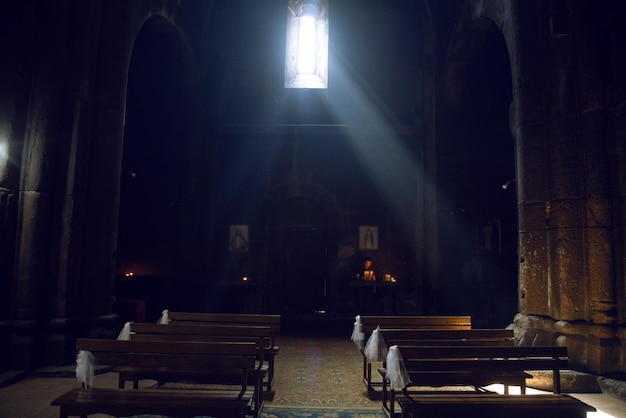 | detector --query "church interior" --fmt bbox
[1,0,626,408]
